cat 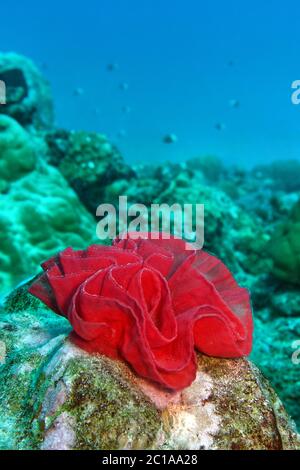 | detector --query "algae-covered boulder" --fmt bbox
[0,52,53,129]
[269,200,300,285]
[45,129,134,214]
[0,284,299,450]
